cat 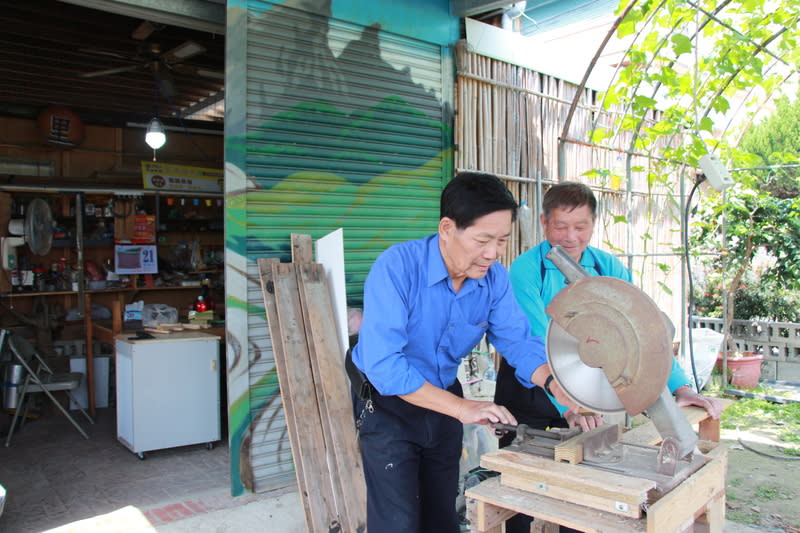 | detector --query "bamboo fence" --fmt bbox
[454,43,687,323]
